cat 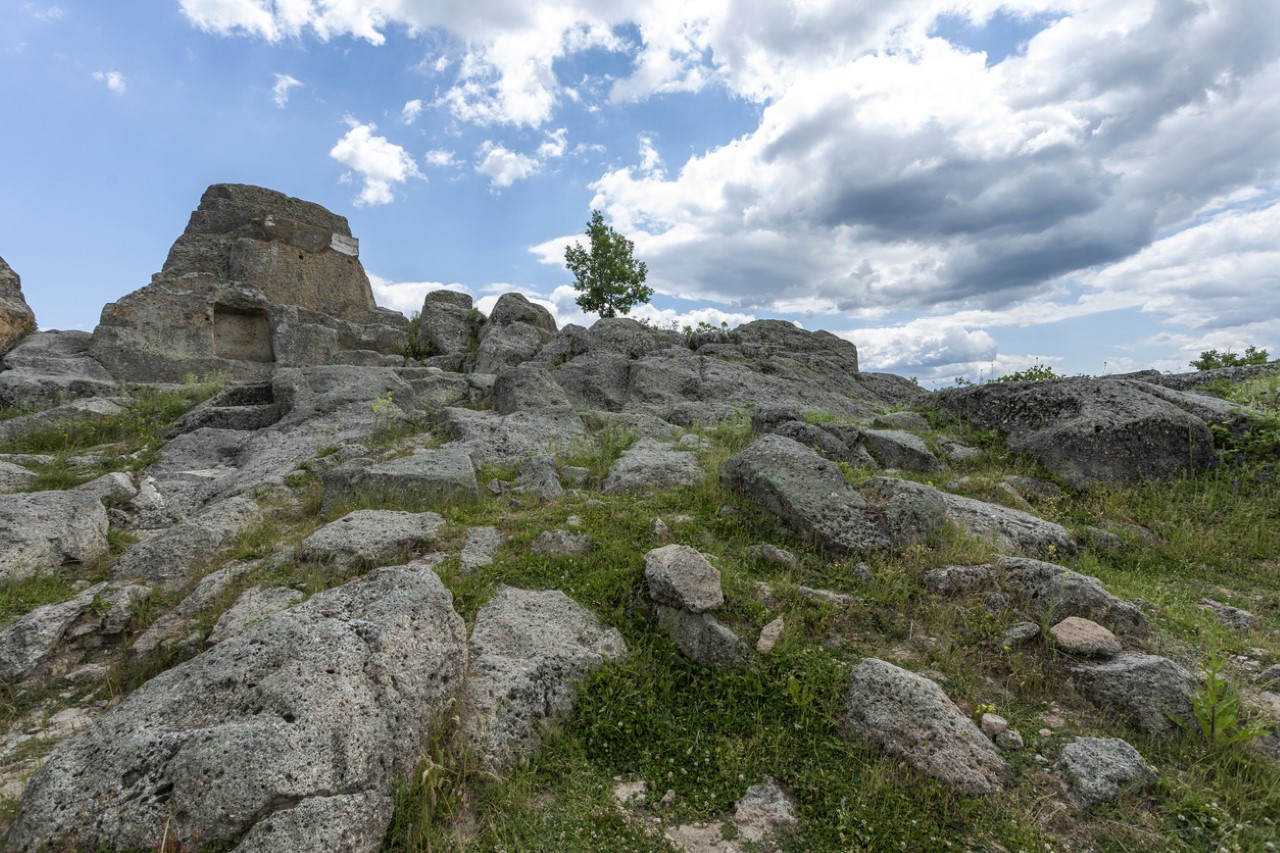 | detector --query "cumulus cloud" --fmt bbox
[329,119,424,206]
[401,98,423,124]
[474,142,539,188]
[91,70,126,94]
[271,73,301,107]
[183,0,1280,369]
[369,273,470,315]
